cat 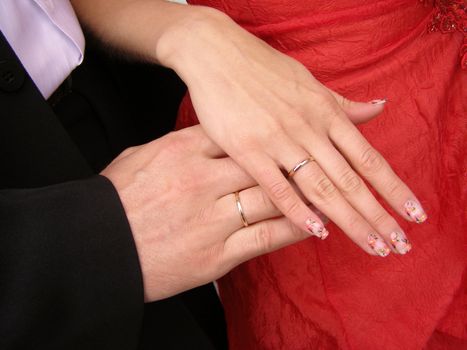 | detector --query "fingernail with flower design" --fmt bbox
[404,200,427,223]
[368,233,391,257]
[306,219,329,240]
[368,98,387,105]
[390,231,412,255]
